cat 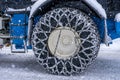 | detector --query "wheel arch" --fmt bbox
[27,0,106,45]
